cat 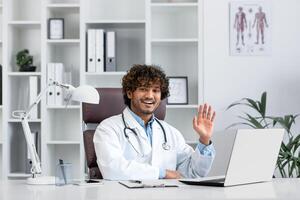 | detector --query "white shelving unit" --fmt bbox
[0,0,3,180]
[150,0,203,144]
[0,0,203,180]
